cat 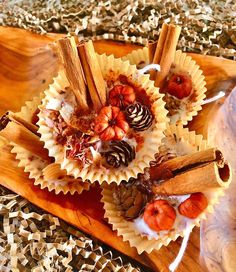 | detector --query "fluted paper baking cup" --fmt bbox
[37,53,169,184]
[102,124,227,254]
[11,95,90,195]
[123,48,207,125]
